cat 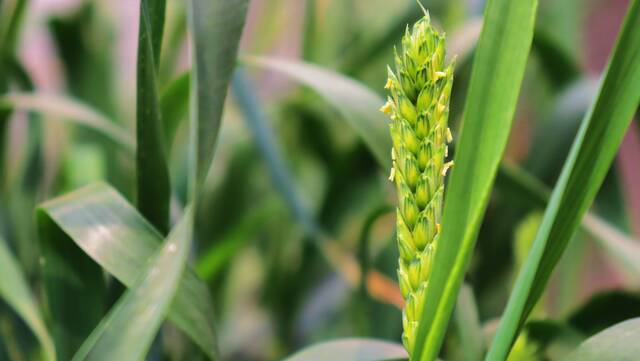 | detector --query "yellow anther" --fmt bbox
[434,71,447,80]
[446,127,453,143]
[444,145,448,157]
[380,101,393,115]
[385,78,394,89]
[436,223,441,234]
[442,161,454,176]
[389,167,396,182]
